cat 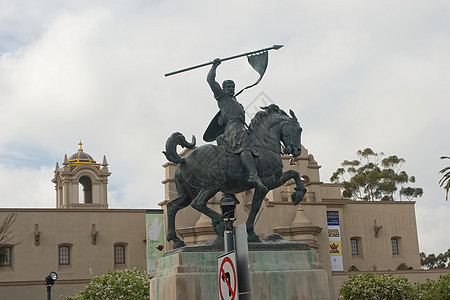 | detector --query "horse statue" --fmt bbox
[163,104,306,248]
